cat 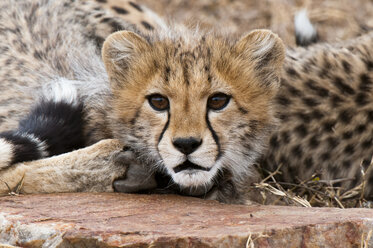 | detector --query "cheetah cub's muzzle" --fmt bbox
[172,137,207,173]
